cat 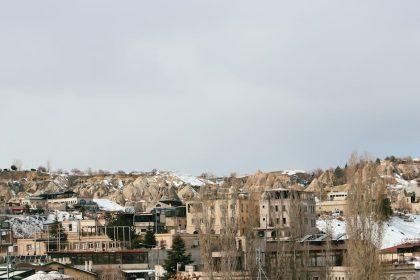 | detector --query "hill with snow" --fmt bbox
[317,214,420,249]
